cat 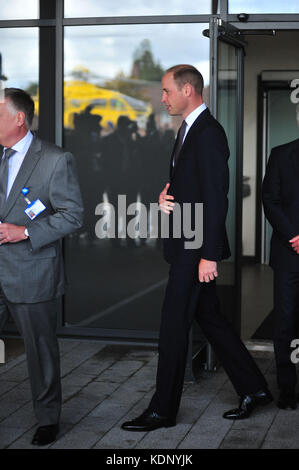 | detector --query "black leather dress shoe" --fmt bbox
[277,390,297,409]
[31,424,59,446]
[121,411,176,432]
[223,390,273,420]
